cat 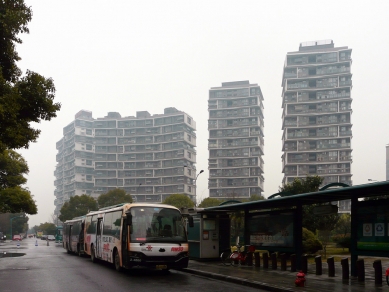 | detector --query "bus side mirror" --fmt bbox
[188,216,194,228]
[126,213,132,226]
